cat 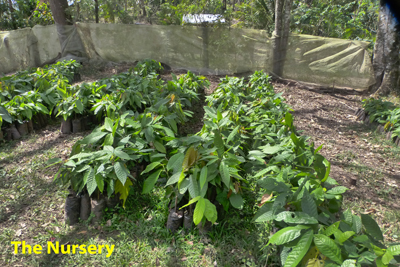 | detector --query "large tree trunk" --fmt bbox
[272,0,293,77]
[48,0,72,25]
[371,1,400,95]
[48,0,87,61]
[95,0,99,23]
